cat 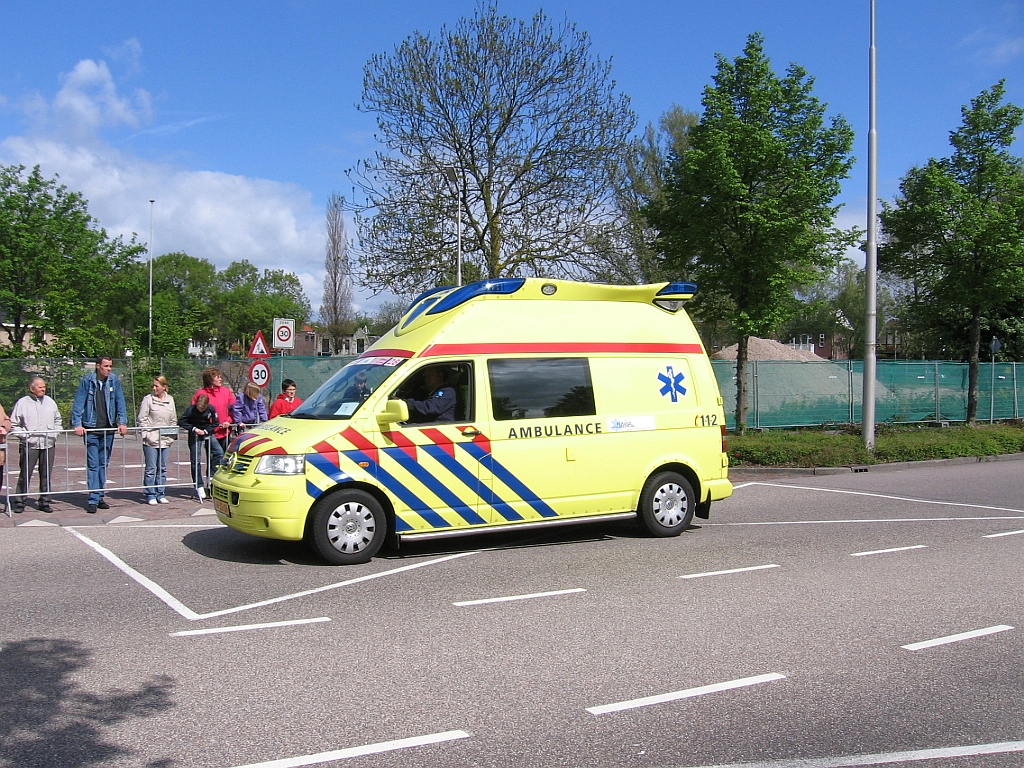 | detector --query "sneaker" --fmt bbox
[196,488,206,501]
[147,498,158,506]
[97,500,110,510]
[157,497,169,504]
[40,505,53,513]
[12,506,24,514]
[86,505,97,514]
